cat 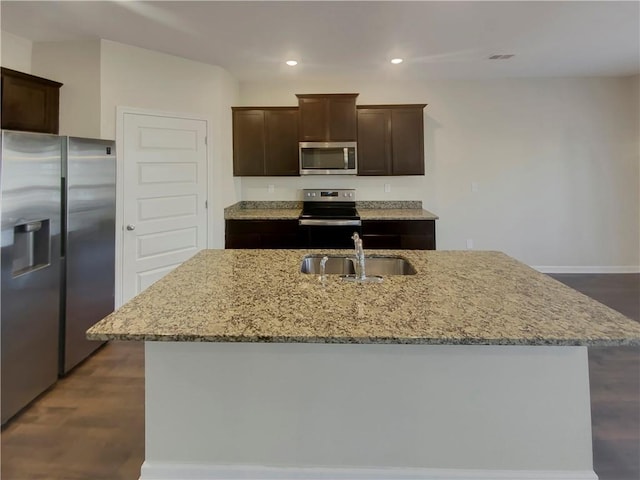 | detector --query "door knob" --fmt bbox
[126,224,136,231]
